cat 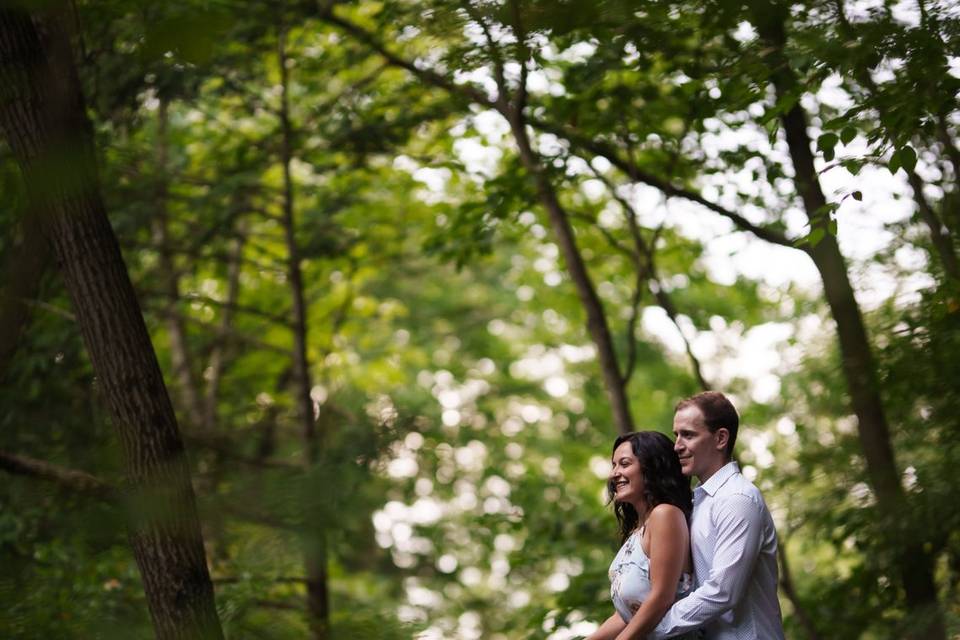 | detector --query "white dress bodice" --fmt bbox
[609,529,694,624]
